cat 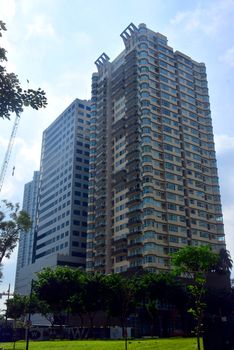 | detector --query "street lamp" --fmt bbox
[25,279,34,350]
